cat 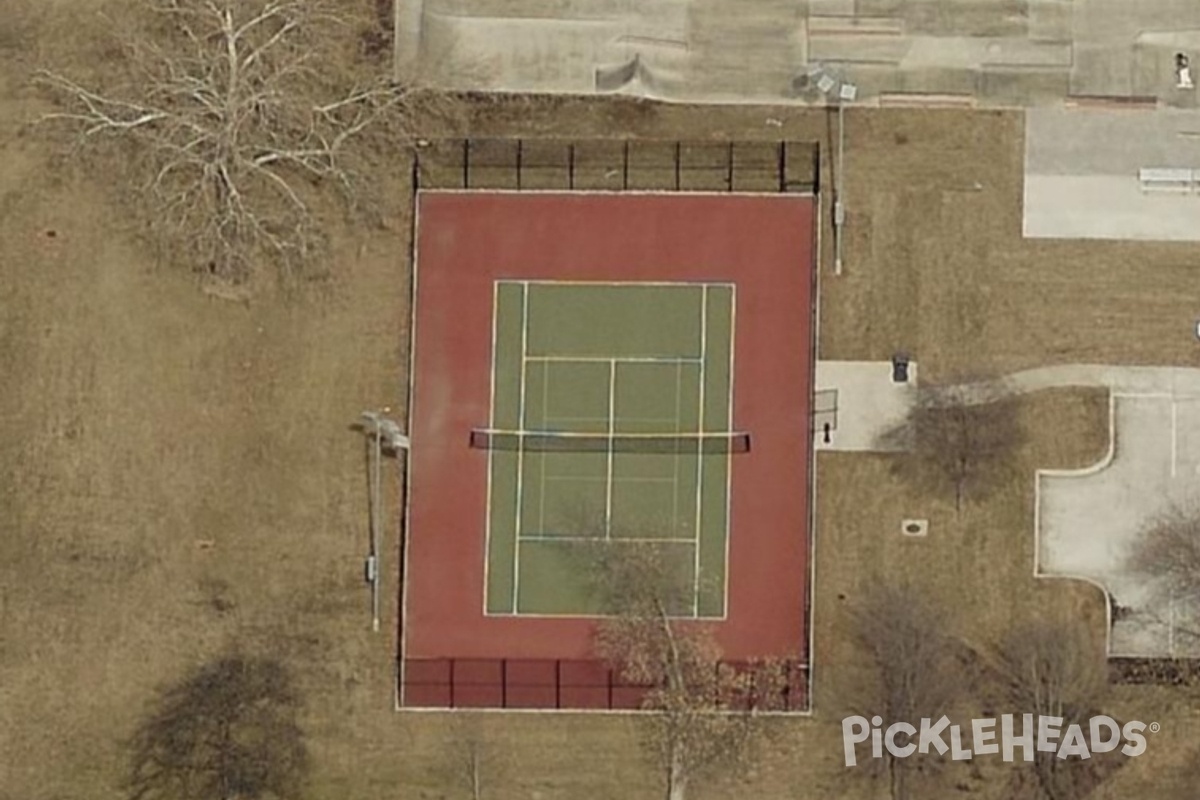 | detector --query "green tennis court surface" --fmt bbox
[484,282,736,617]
